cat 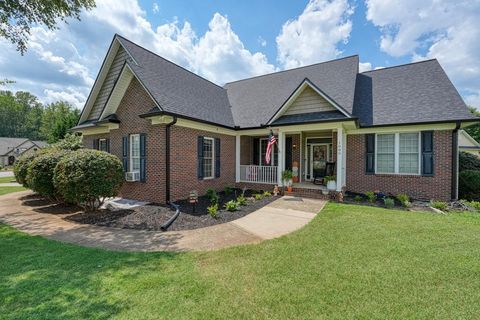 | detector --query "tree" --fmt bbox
[40,101,80,143]
[0,0,95,54]
[465,106,480,144]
